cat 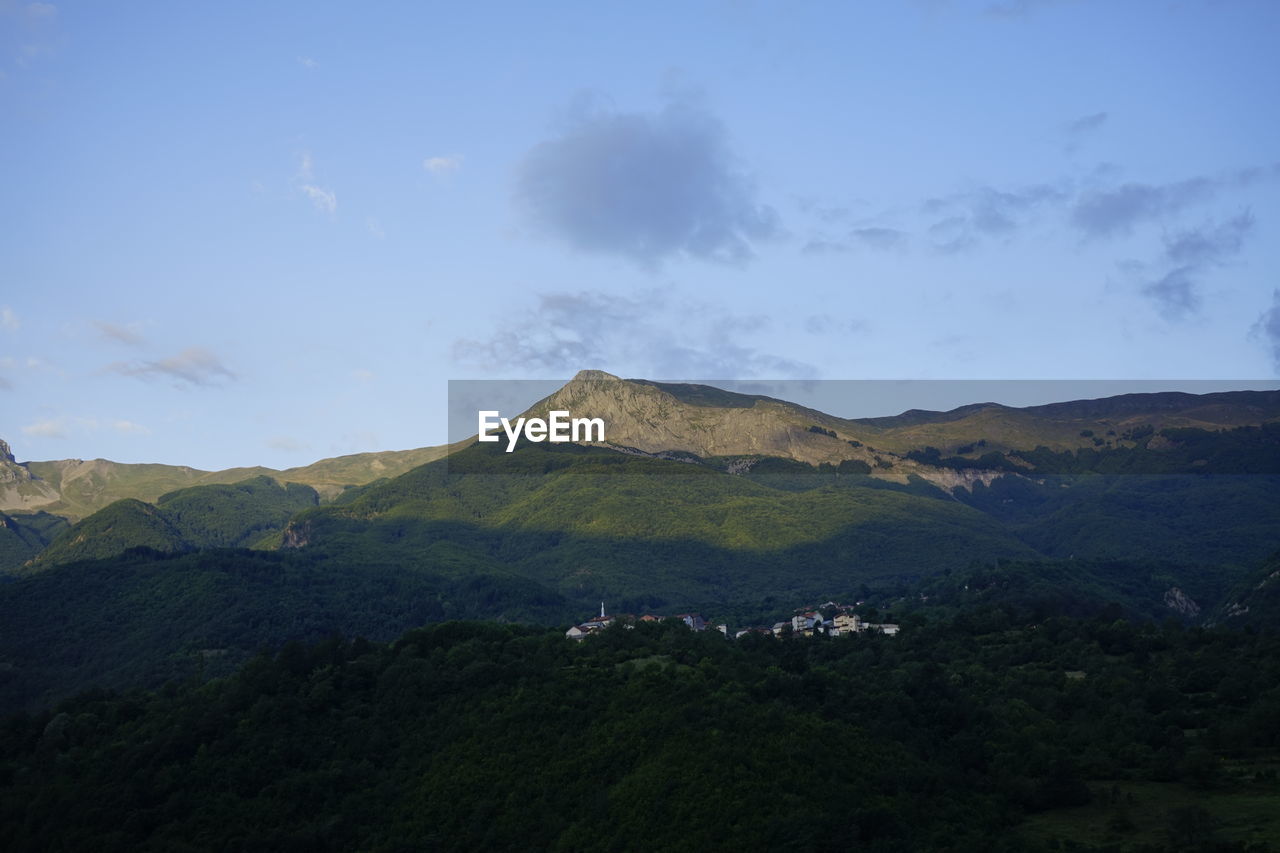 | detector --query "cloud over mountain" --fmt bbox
[515,94,778,268]
[453,289,813,378]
